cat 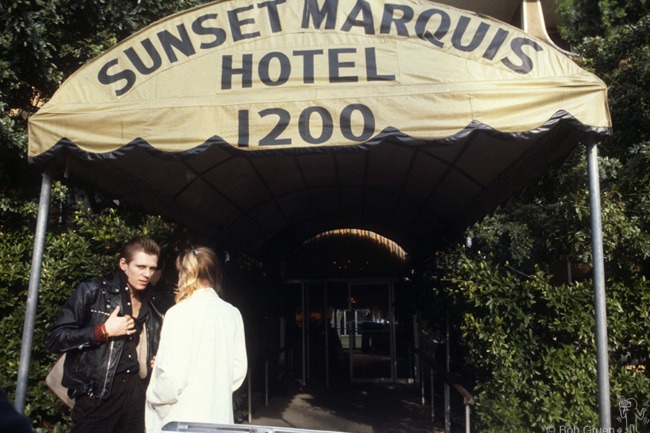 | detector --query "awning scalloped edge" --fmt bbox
[28,110,611,168]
